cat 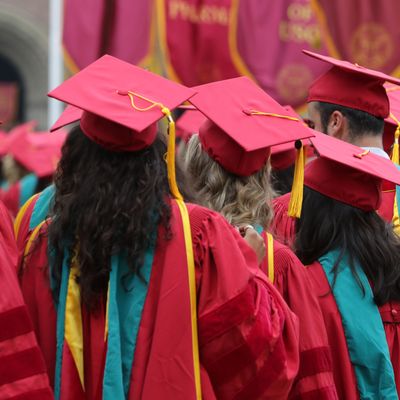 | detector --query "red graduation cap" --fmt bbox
[270,106,315,170]
[0,121,37,156]
[304,50,400,119]
[176,109,207,143]
[7,130,67,177]
[48,54,195,152]
[304,132,400,211]
[382,84,400,161]
[50,104,82,132]
[189,77,314,177]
